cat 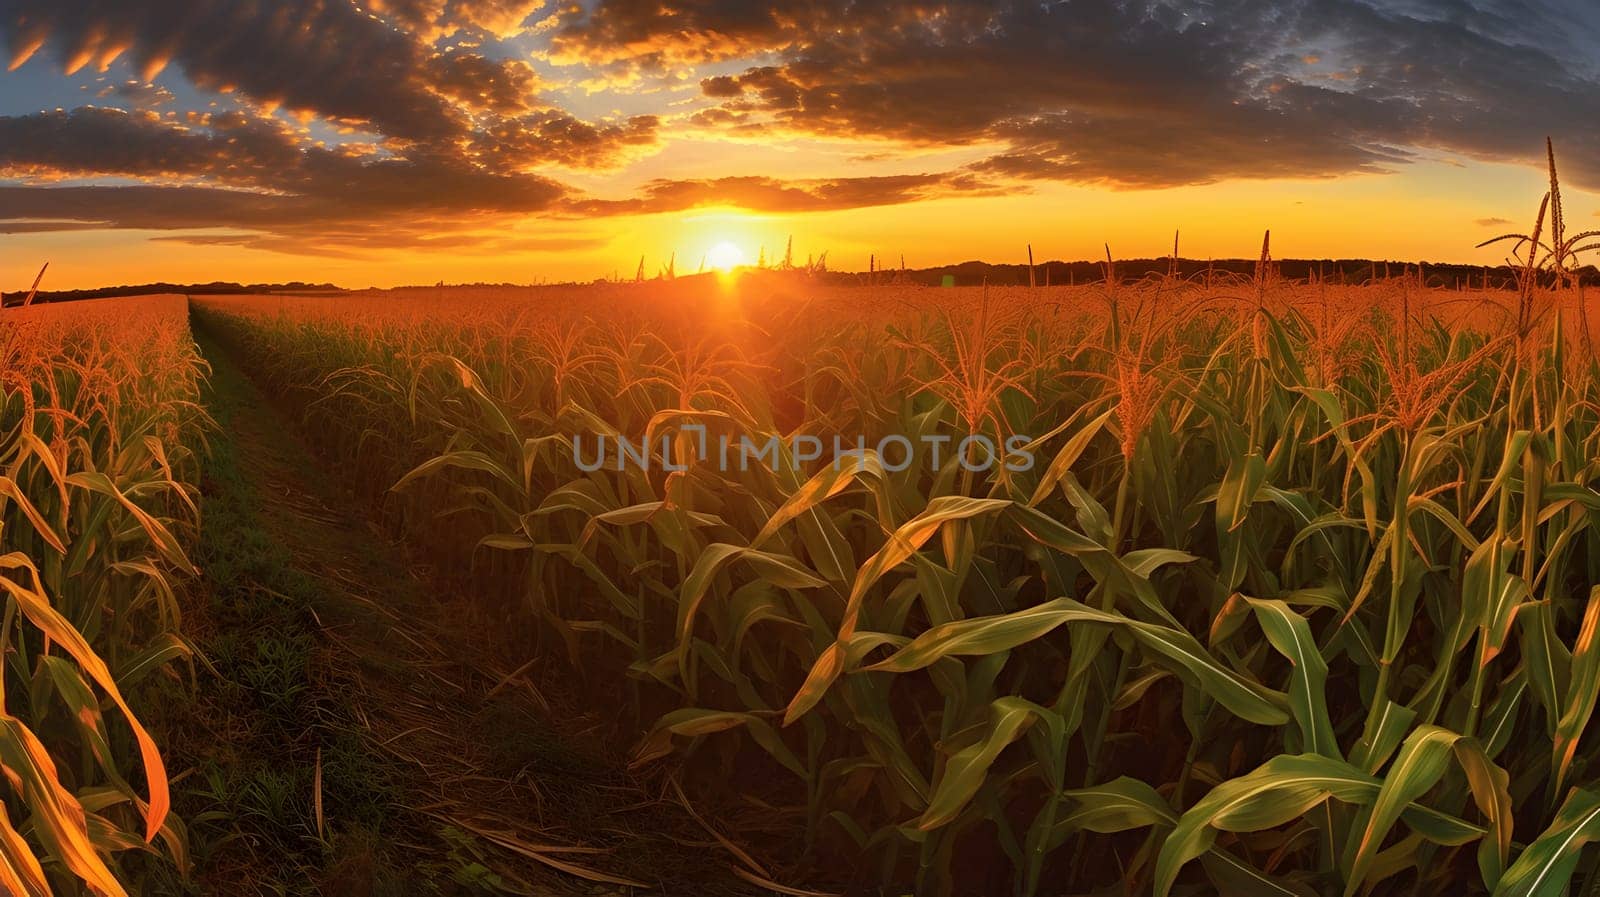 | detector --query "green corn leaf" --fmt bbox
[1342,725,1459,897]
[1551,587,1600,795]
[1052,776,1175,838]
[391,449,522,495]
[633,709,805,778]
[1156,750,1481,897]
[1493,787,1600,897]
[1246,597,1338,758]
[863,597,1082,672]
[677,543,826,667]
[1216,452,1267,590]
[919,697,1044,830]
[1156,753,1380,897]
[1026,406,1114,507]
[783,497,1010,724]
[1521,602,1571,739]
[866,597,1287,724]
[1455,738,1513,889]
